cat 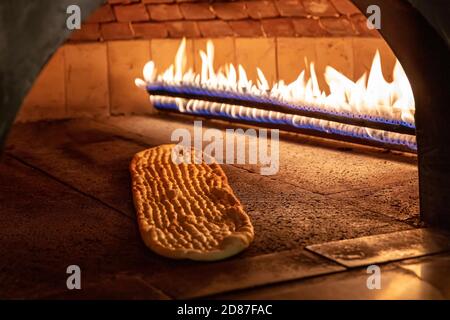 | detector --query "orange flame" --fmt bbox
[136,38,415,126]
